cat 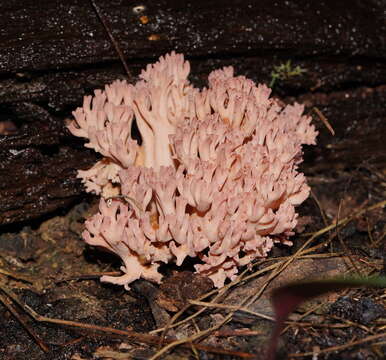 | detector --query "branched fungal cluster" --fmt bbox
[68,52,317,288]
